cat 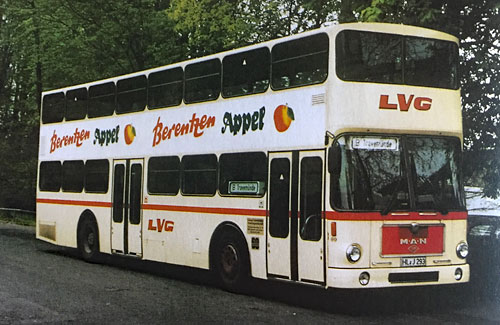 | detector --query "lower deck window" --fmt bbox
[181,154,217,195]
